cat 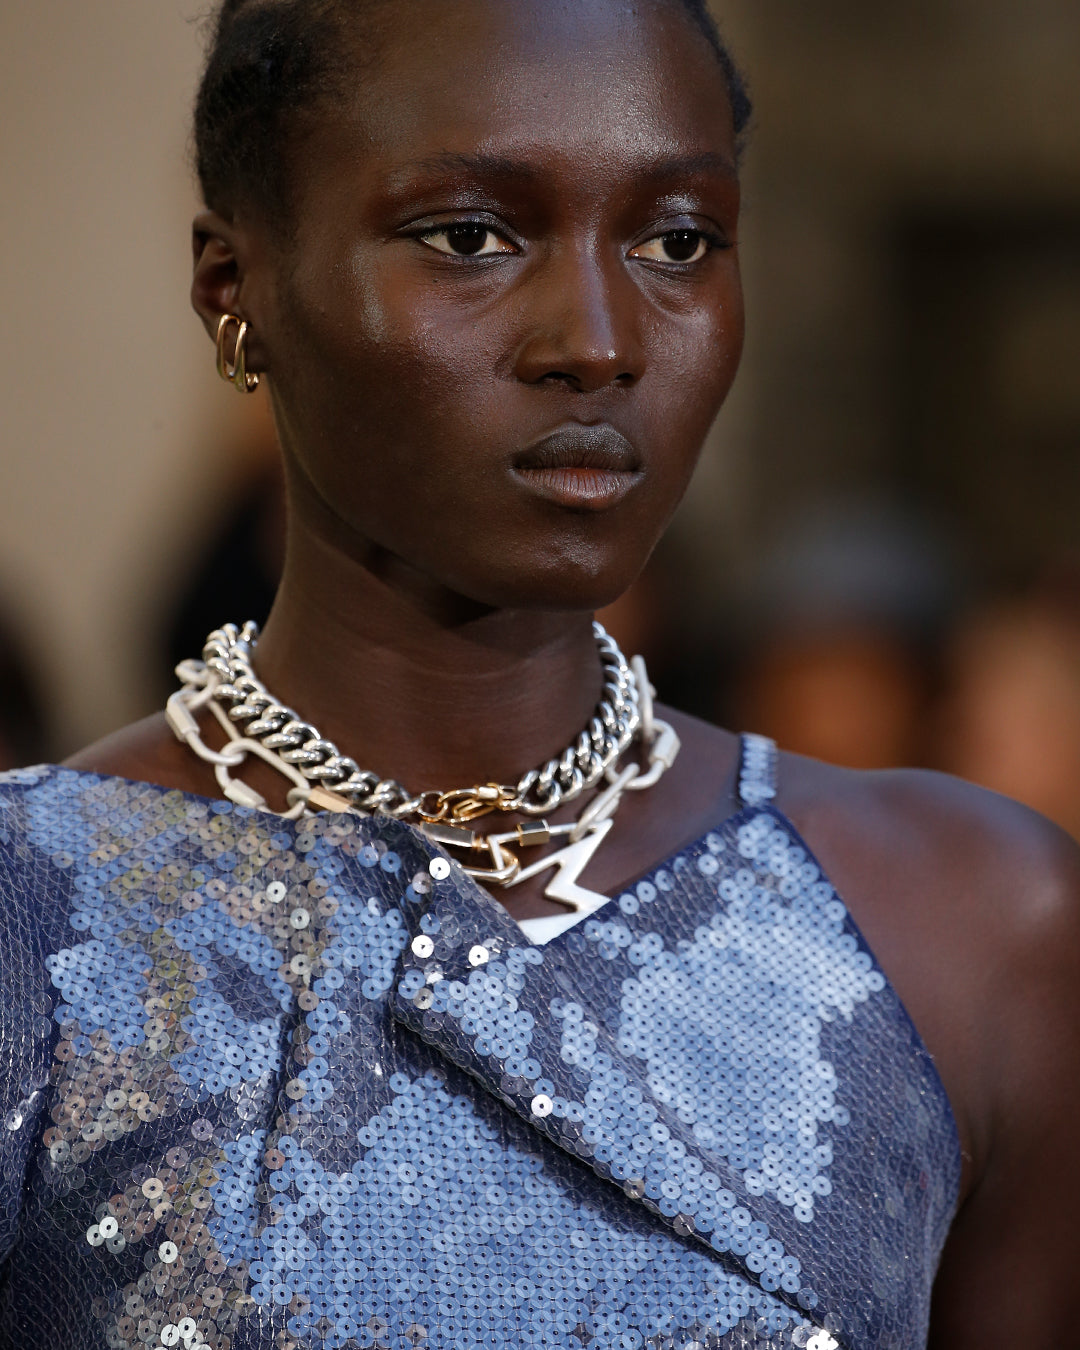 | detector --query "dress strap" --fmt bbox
[736,733,779,809]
